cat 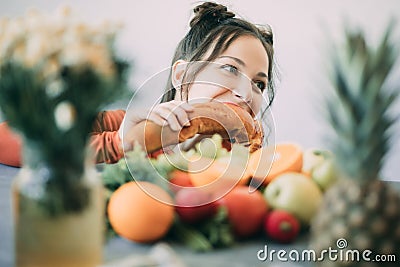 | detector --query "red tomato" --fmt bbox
[264,210,300,243]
